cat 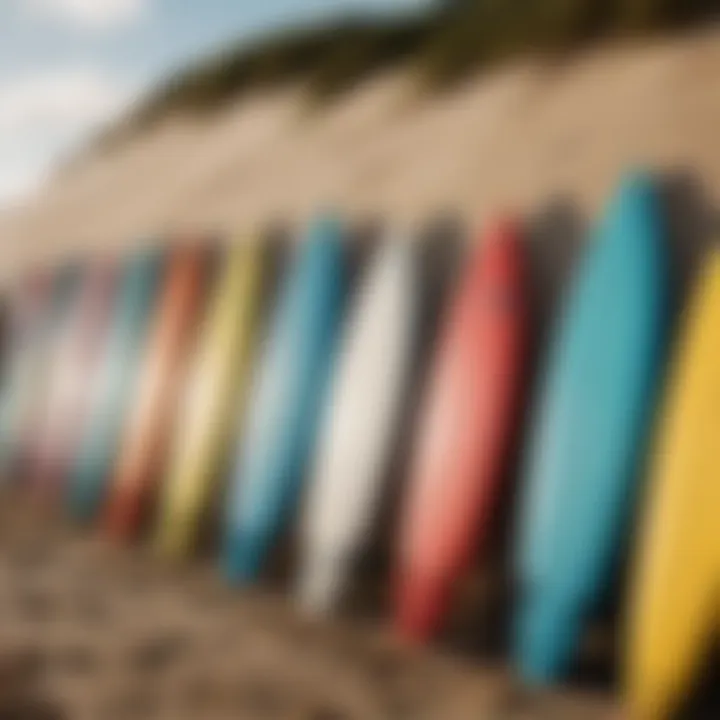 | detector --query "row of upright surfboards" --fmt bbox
[0,171,715,718]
